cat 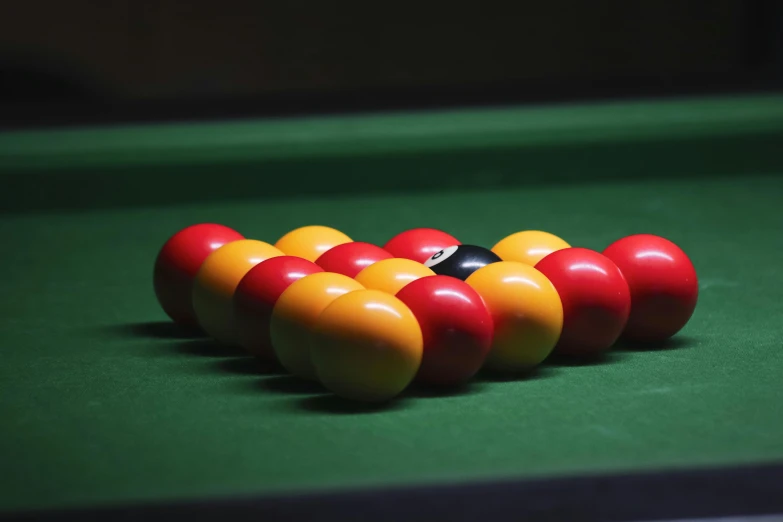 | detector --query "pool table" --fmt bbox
[2,93,783,522]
